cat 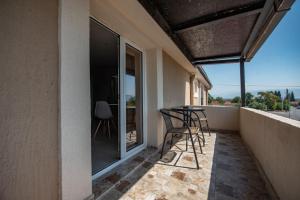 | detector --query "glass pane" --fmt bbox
[125,44,143,151]
[90,18,120,174]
